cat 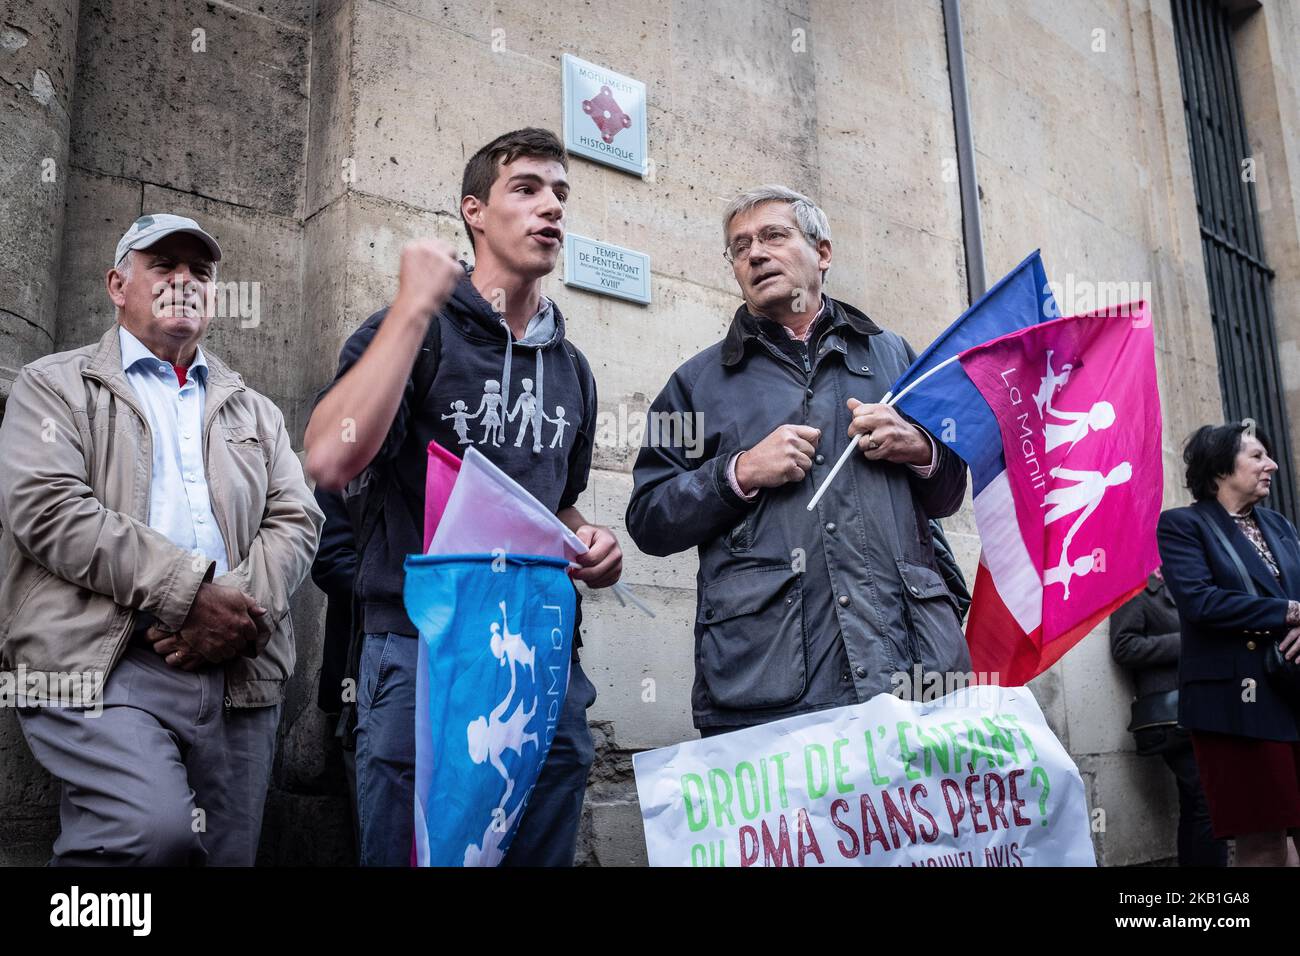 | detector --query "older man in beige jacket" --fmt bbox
[0,214,322,865]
